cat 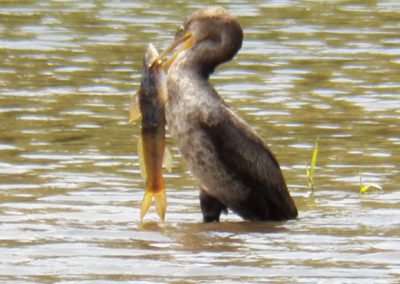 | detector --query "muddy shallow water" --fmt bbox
[0,0,399,283]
